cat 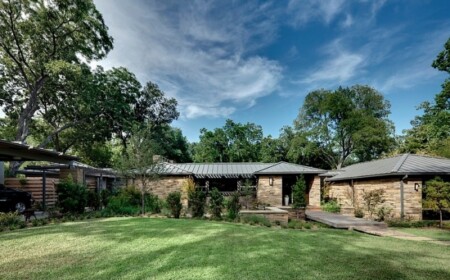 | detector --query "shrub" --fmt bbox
[100,189,112,207]
[103,186,161,215]
[0,211,21,228]
[188,188,206,218]
[240,180,255,209]
[209,188,224,220]
[387,220,438,228]
[354,207,364,218]
[362,189,385,219]
[87,190,101,210]
[56,178,88,214]
[376,206,393,221]
[321,199,341,213]
[145,193,162,214]
[292,176,307,208]
[227,192,241,220]
[241,215,271,227]
[166,191,182,218]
